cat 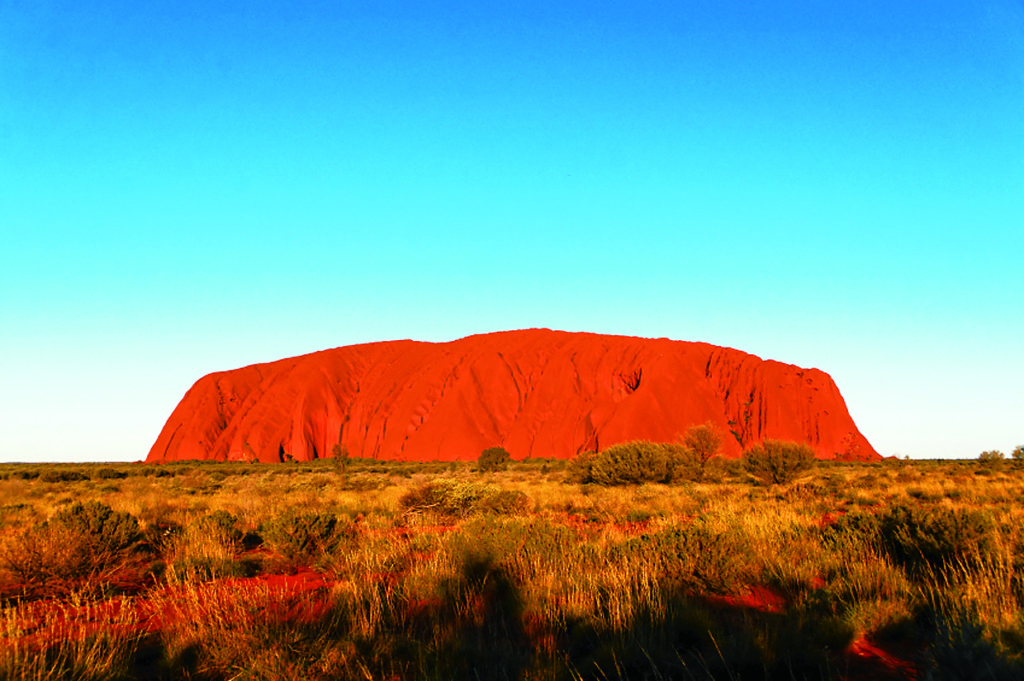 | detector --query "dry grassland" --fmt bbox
[1,457,1022,680]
